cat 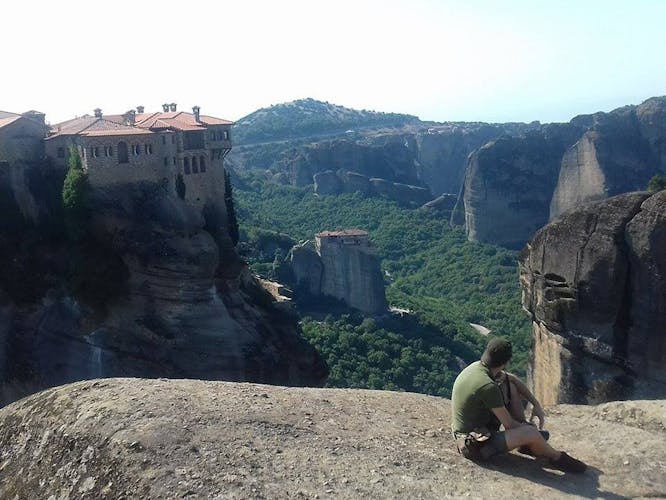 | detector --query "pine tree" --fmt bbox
[224,170,240,245]
[176,173,186,200]
[647,174,666,192]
